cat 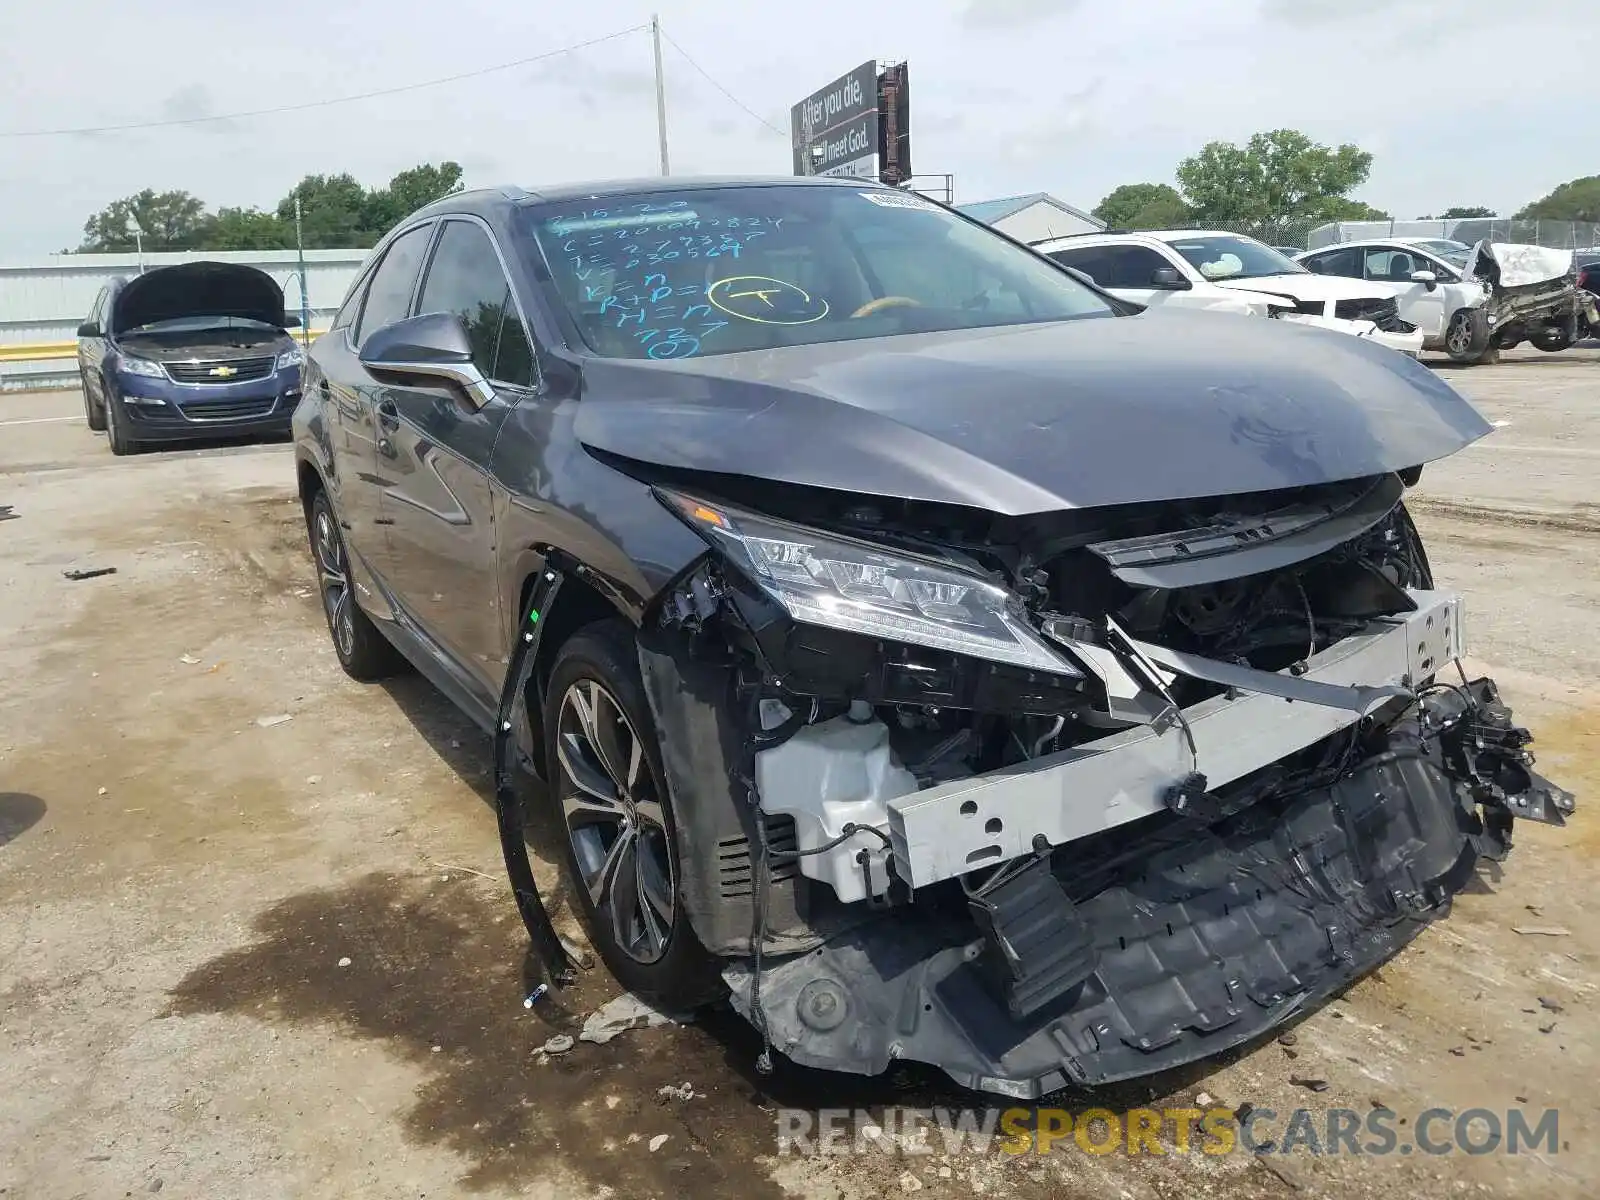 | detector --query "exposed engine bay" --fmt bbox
[1462,240,1600,356]
[609,468,1576,1094]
